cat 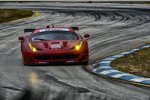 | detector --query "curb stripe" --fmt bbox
[141,80,150,84]
[99,66,111,68]
[111,54,124,58]
[119,75,138,80]
[120,51,131,55]
[130,78,150,82]
[96,68,114,72]
[91,45,150,85]
[111,73,131,78]
[100,63,110,66]
[99,70,120,74]
[103,57,116,61]
[100,61,111,63]
[106,72,123,76]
